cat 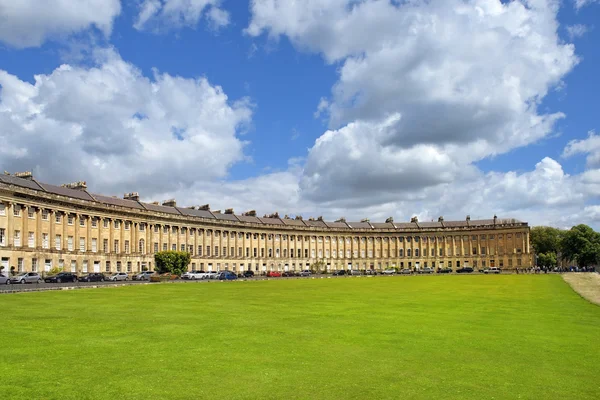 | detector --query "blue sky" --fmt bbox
[1,0,599,227]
